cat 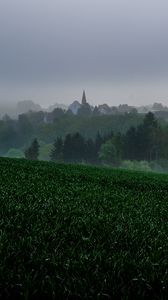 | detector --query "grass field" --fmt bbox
[0,158,168,299]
